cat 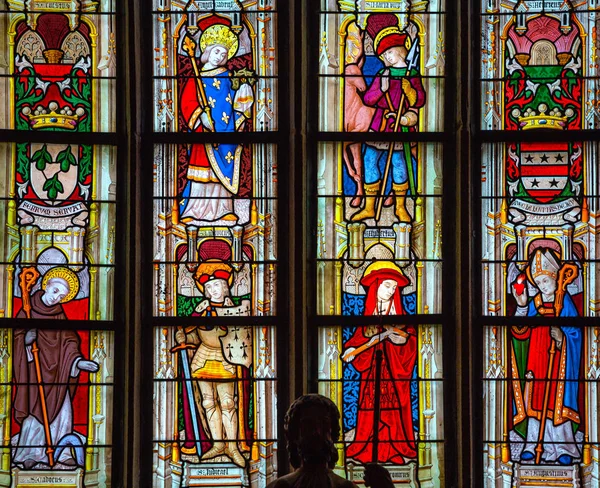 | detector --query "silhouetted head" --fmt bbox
[284,394,340,469]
